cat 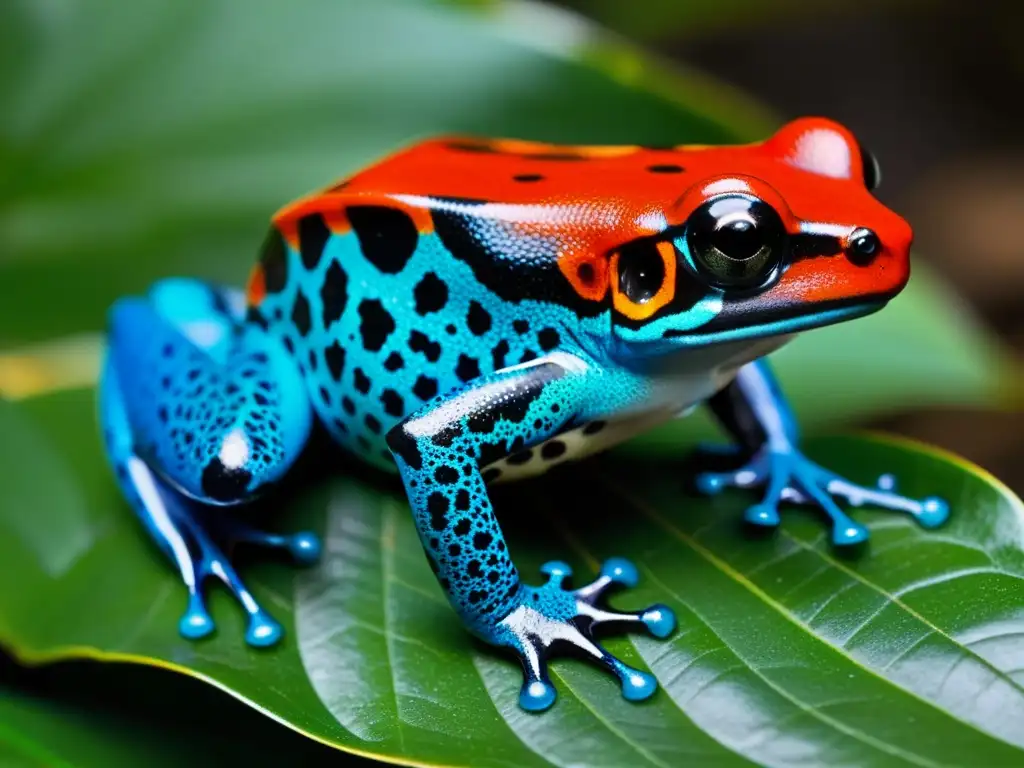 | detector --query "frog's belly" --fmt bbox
[480,336,785,484]
[482,406,679,484]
